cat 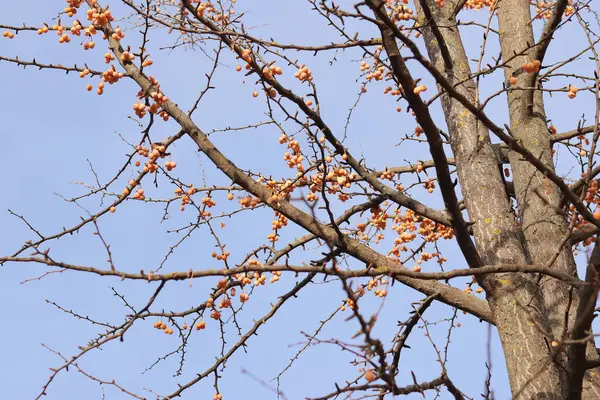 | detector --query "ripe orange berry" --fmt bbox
[236,65,242,71]
[509,76,517,85]
[413,85,427,95]
[109,206,116,213]
[522,61,539,73]
[364,370,376,382]
[252,90,259,98]
[568,85,578,99]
